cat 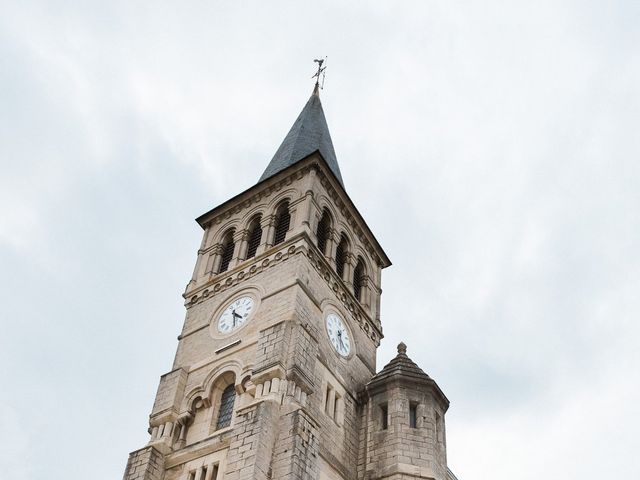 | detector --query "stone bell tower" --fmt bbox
[123,82,459,480]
